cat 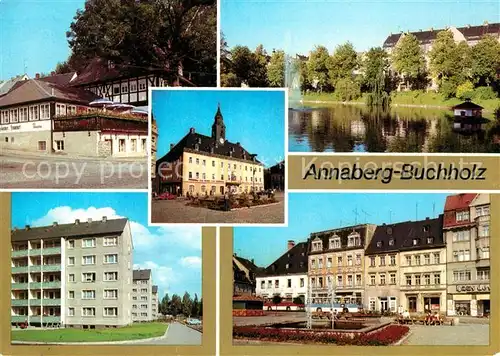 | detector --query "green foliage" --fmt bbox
[293,296,305,305]
[159,293,170,315]
[439,79,459,99]
[334,78,361,101]
[473,86,498,100]
[267,50,285,87]
[456,81,474,100]
[221,72,240,87]
[182,292,192,317]
[470,35,500,87]
[328,42,358,85]
[391,33,426,89]
[495,106,500,121]
[272,294,283,309]
[307,45,331,92]
[221,45,268,87]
